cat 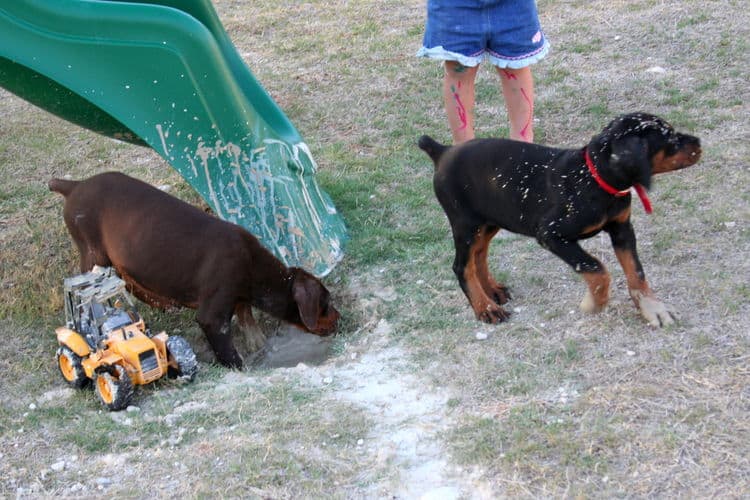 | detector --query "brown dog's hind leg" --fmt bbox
[474,225,511,305]
[452,224,511,323]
